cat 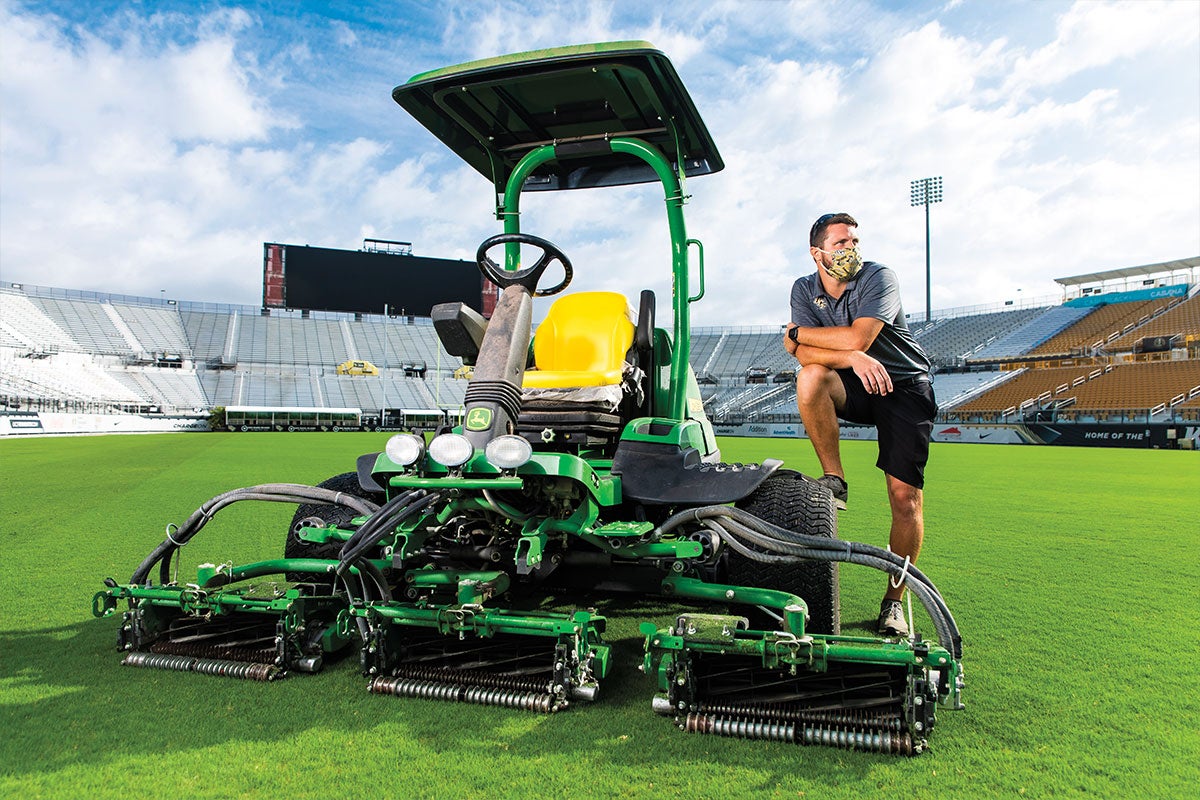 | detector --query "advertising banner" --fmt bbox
[1024,423,1187,448]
